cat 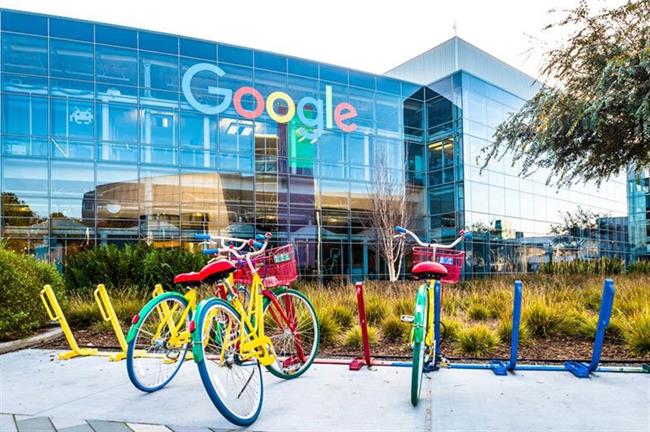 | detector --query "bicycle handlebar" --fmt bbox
[393,226,468,249]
